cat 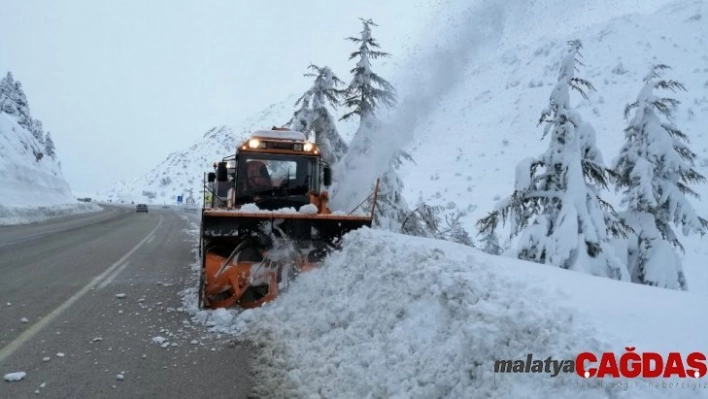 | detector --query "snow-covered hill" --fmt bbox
[97,94,360,204]
[0,112,99,225]
[399,0,708,290]
[97,124,242,205]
